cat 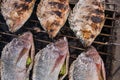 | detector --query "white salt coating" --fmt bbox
[69,47,106,80]
[1,32,34,80]
[70,53,98,80]
[73,53,98,80]
[68,0,105,46]
[37,0,70,37]
[1,0,35,32]
[33,37,69,80]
